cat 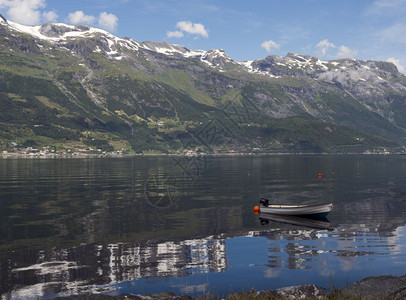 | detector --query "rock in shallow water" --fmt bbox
[276,284,325,299]
[344,274,406,299]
